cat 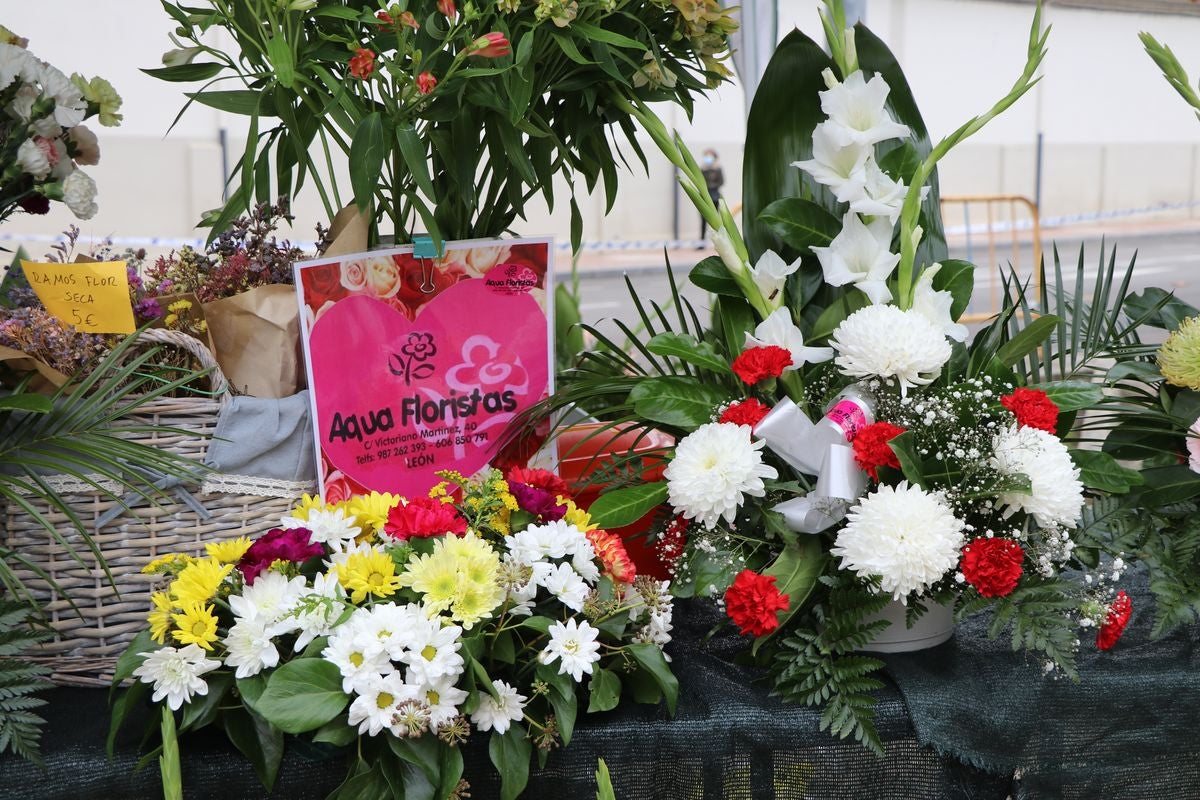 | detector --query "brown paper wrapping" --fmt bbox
[205,284,304,398]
